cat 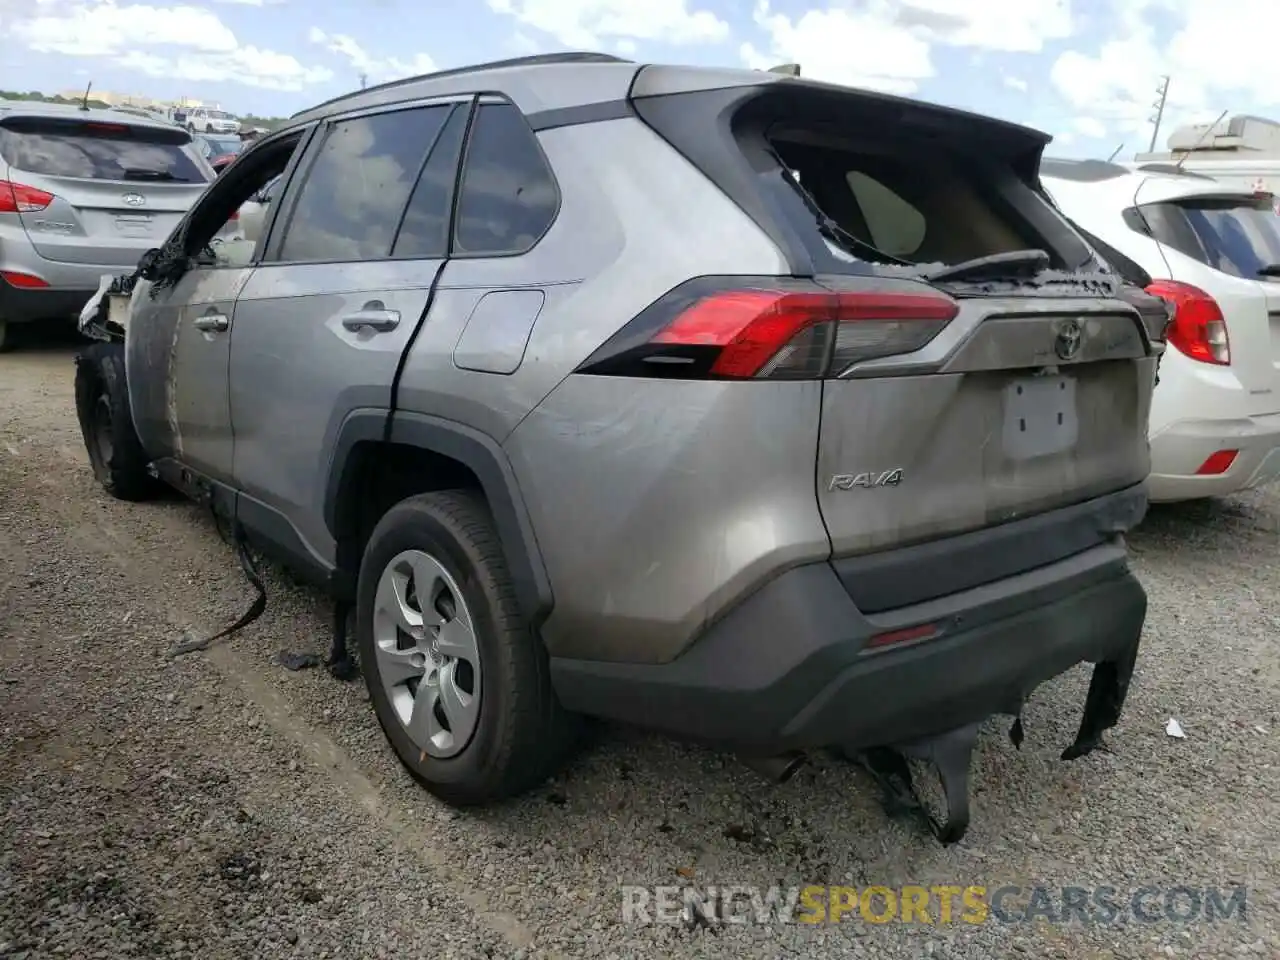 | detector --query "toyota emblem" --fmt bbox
[121,193,146,208]
[1054,318,1084,361]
